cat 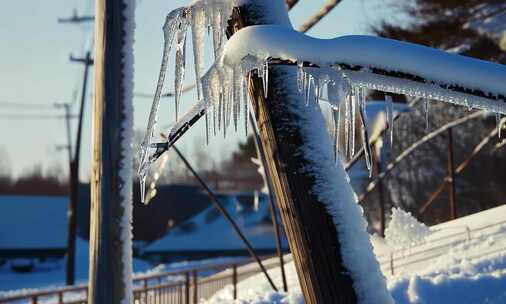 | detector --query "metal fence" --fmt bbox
[0,256,286,304]
[377,219,506,276]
